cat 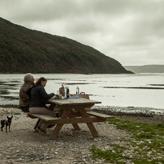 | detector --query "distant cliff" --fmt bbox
[0,17,131,74]
[125,65,164,73]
